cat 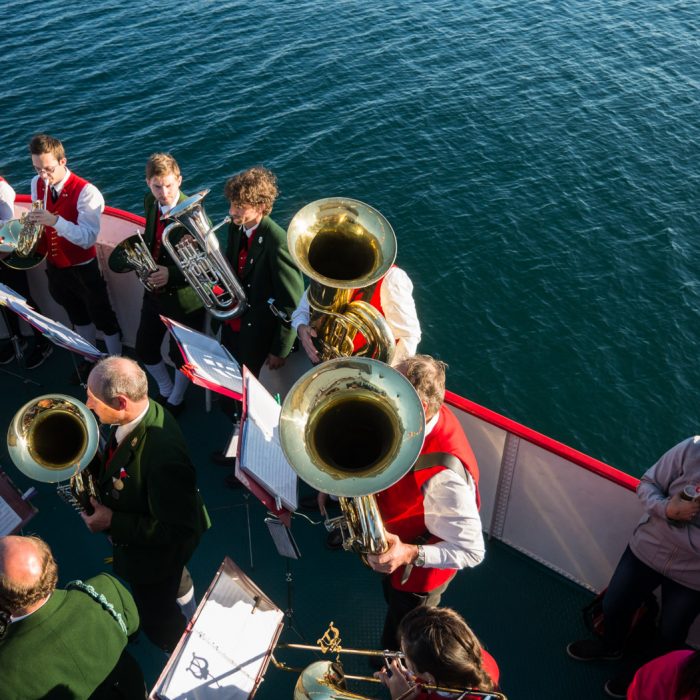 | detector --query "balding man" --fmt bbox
[0,535,144,699]
[82,356,210,653]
